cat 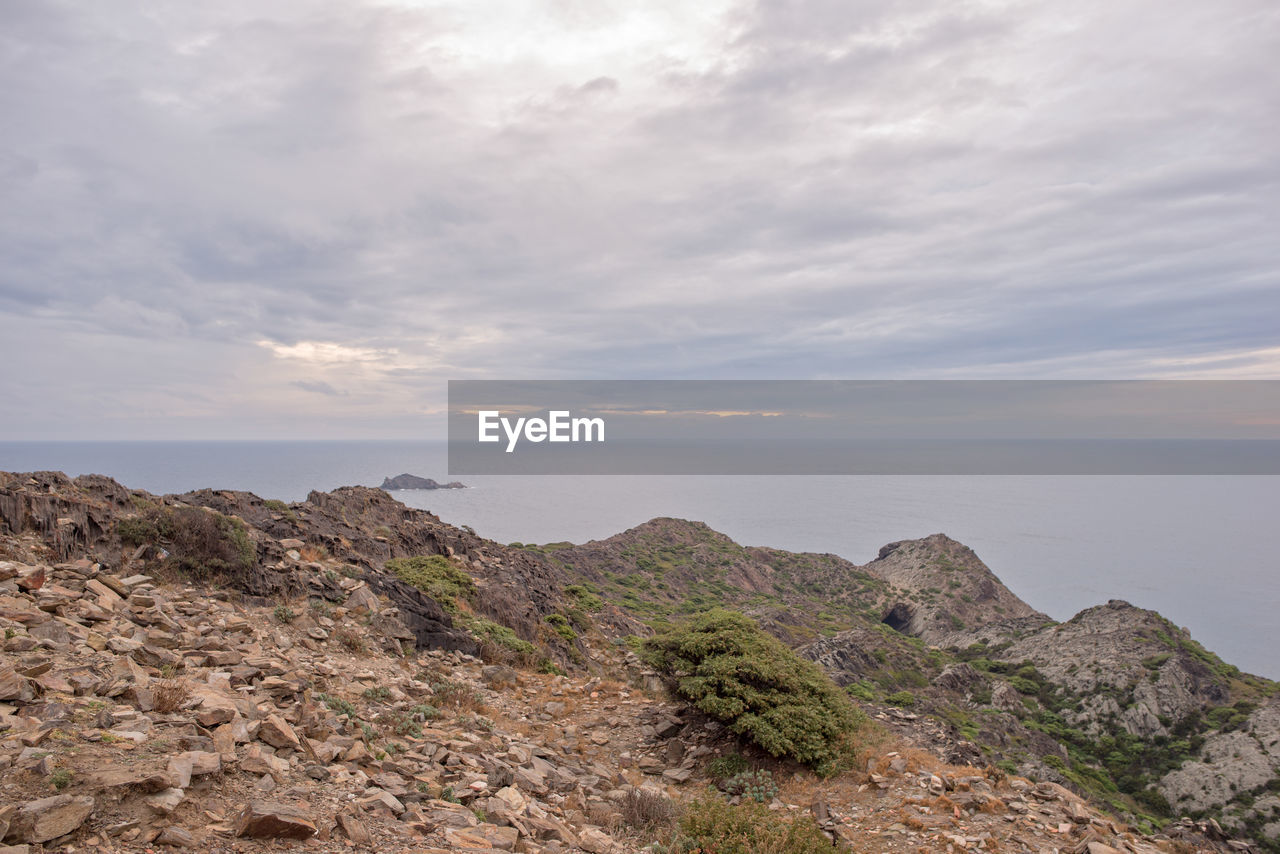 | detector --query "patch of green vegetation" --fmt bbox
[273,605,296,624]
[362,686,391,702]
[263,499,298,522]
[885,690,916,708]
[315,692,357,718]
[846,681,876,702]
[1025,706,1206,818]
[1008,676,1039,695]
[49,768,73,790]
[1142,652,1172,670]
[544,613,578,642]
[466,617,535,654]
[564,584,604,611]
[385,555,475,612]
[393,714,423,738]
[643,609,864,776]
